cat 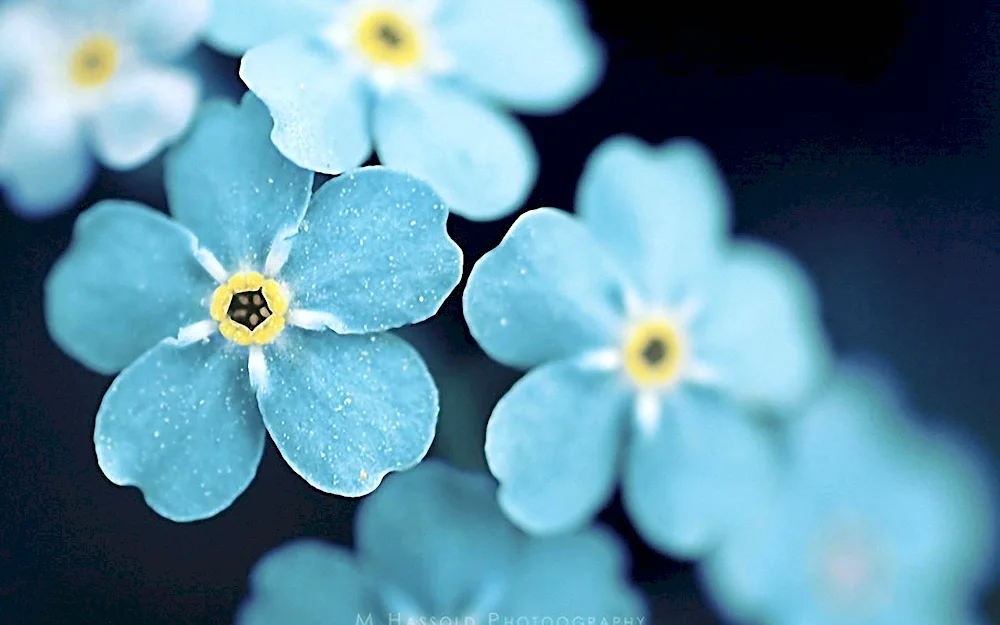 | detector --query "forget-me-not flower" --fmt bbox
[237,461,647,625]
[0,0,209,217]
[204,0,605,221]
[463,135,831,557]
[44,93,463,521]
[700,365,998,625]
